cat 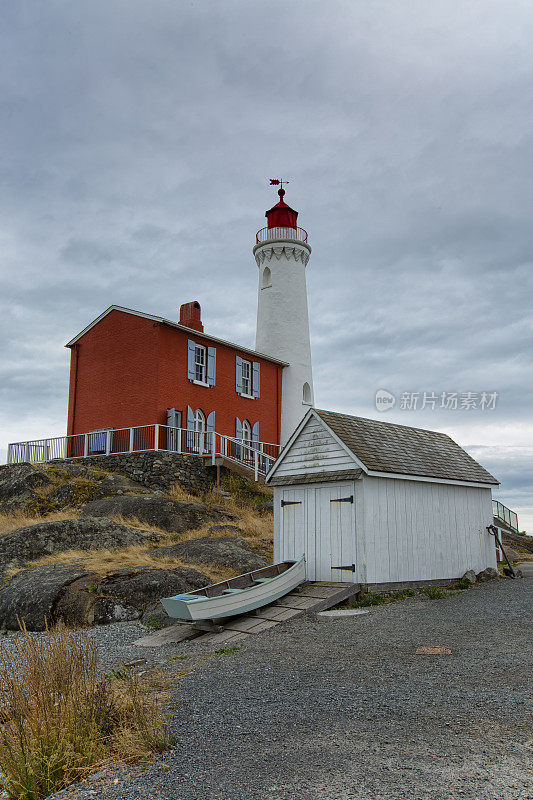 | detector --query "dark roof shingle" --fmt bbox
[315,409,499,485]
